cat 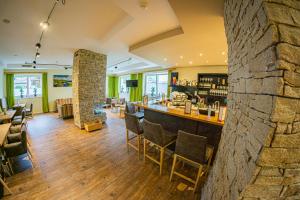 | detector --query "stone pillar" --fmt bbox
[201,0,300,199]
[72,49,106,129]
